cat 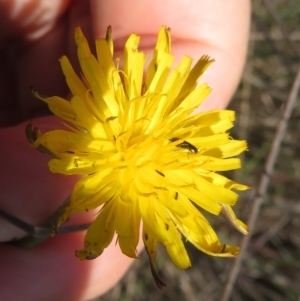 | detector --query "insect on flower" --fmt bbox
[1,25,250,288]
[170,137,198,153]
